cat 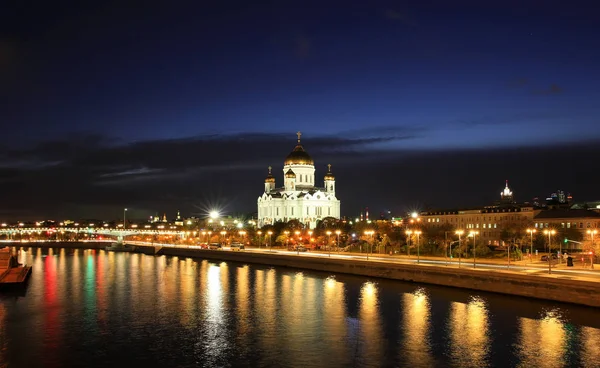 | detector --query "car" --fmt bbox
[208,243,222,250]
[230,243,245,251]
[295,245,308,252]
